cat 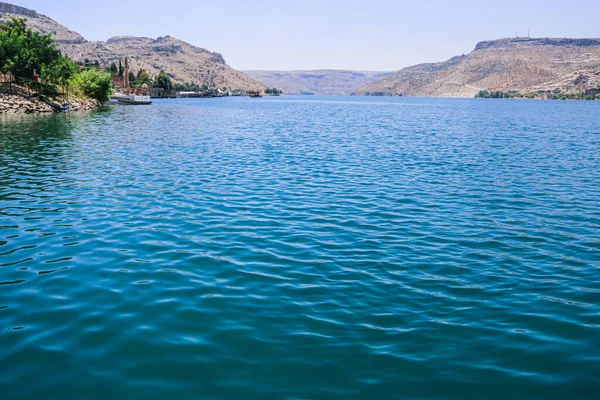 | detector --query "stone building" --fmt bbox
[110,57,130,90]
